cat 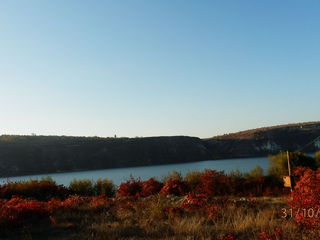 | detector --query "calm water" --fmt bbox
[0,157,269,186]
